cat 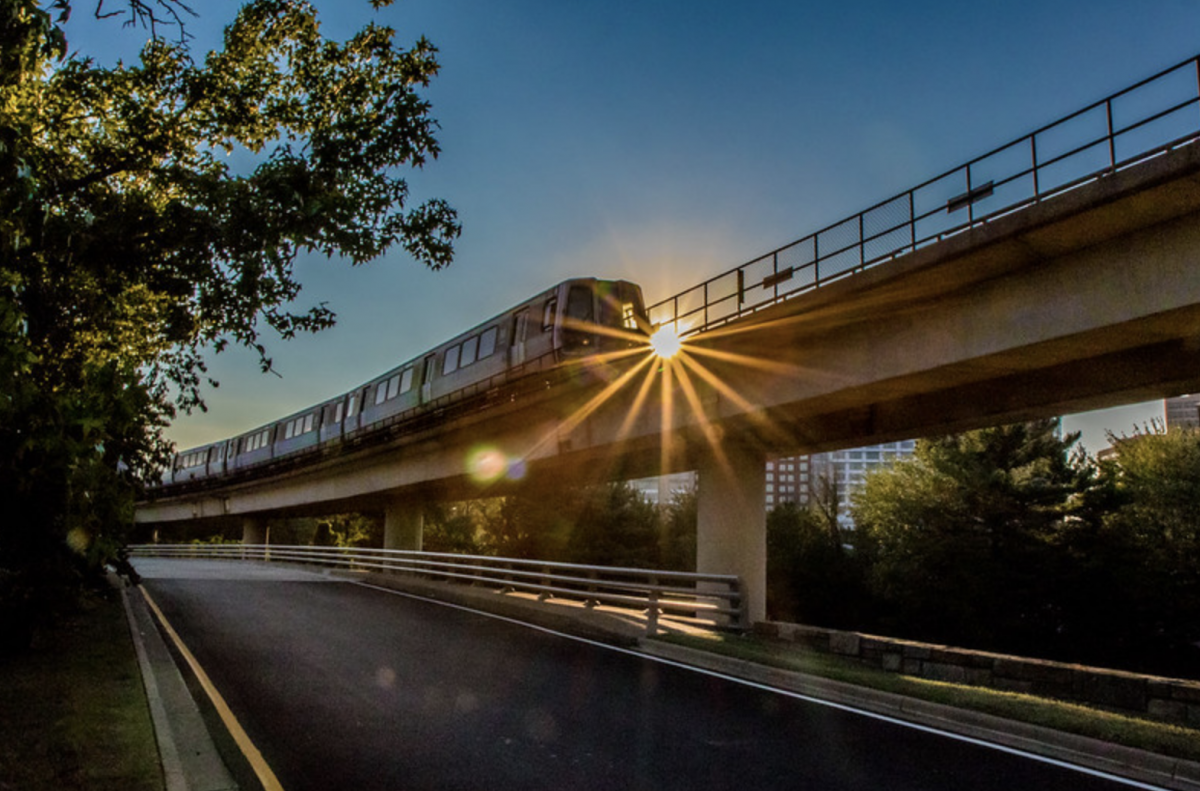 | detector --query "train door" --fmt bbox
[510,308,529,367]
[420,353,437,404]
